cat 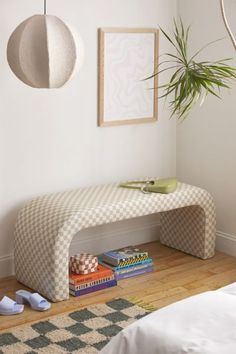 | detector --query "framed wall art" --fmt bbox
[98,28,159,127]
